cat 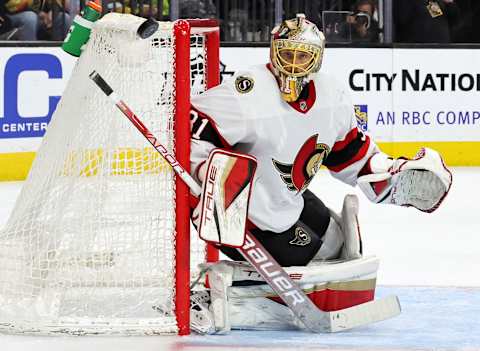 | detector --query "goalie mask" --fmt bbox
[270,14,325,102]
